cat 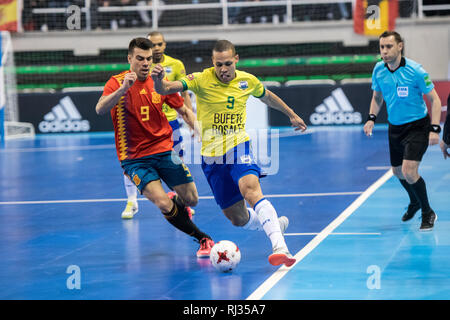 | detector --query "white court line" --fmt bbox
[285,232,381,236]
[366,166,391,170]
[0,191,363,205]
[367,165,433,170]
[0,144,115,153]
[246,169,393,300]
